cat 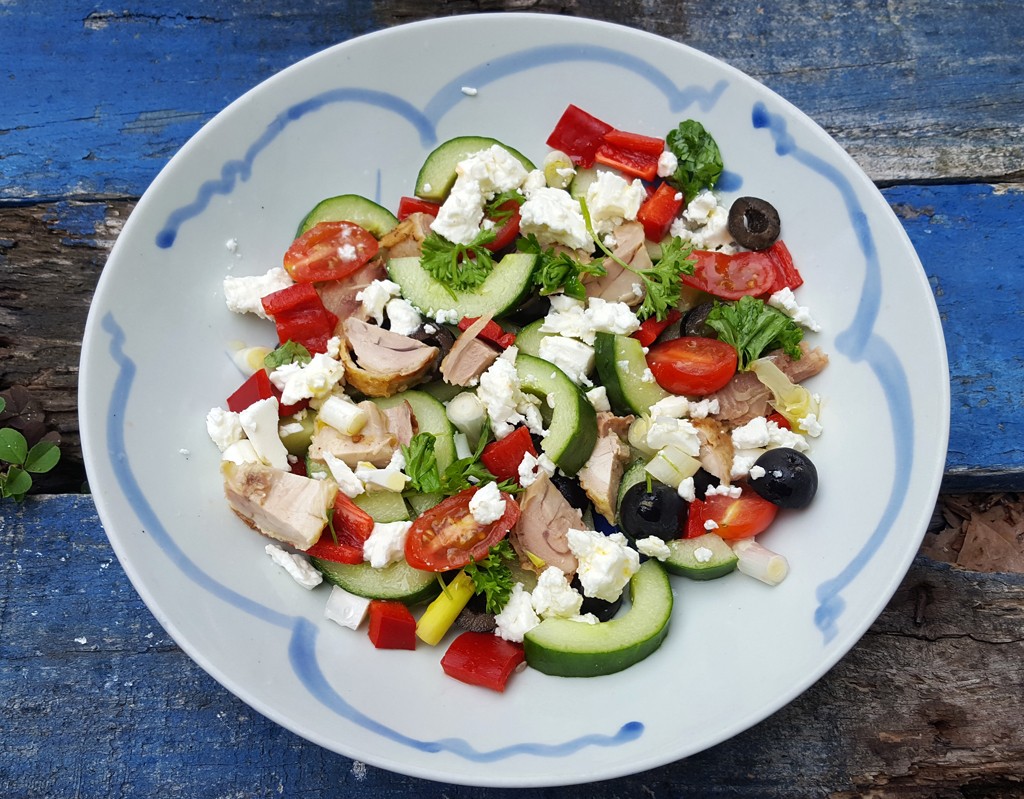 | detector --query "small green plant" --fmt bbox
[0,397,61,501]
